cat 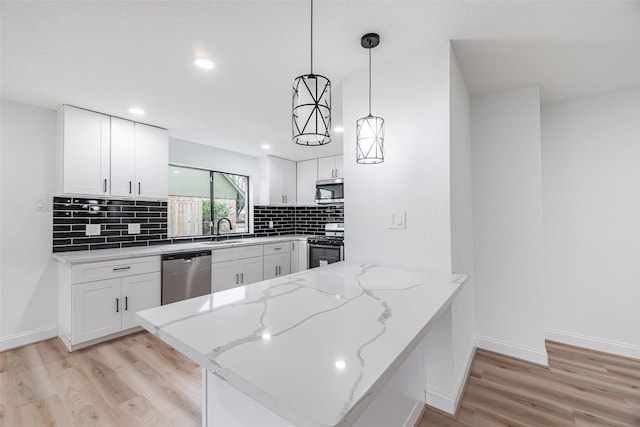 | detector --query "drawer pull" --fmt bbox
[113,266,131,271]
[116,298,119,313]
[274,247,282,251]
[125,296,128,311]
